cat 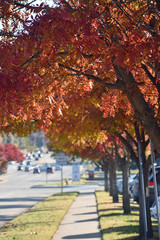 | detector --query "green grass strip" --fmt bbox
[96,190,146,240]
[0,192,78,240]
